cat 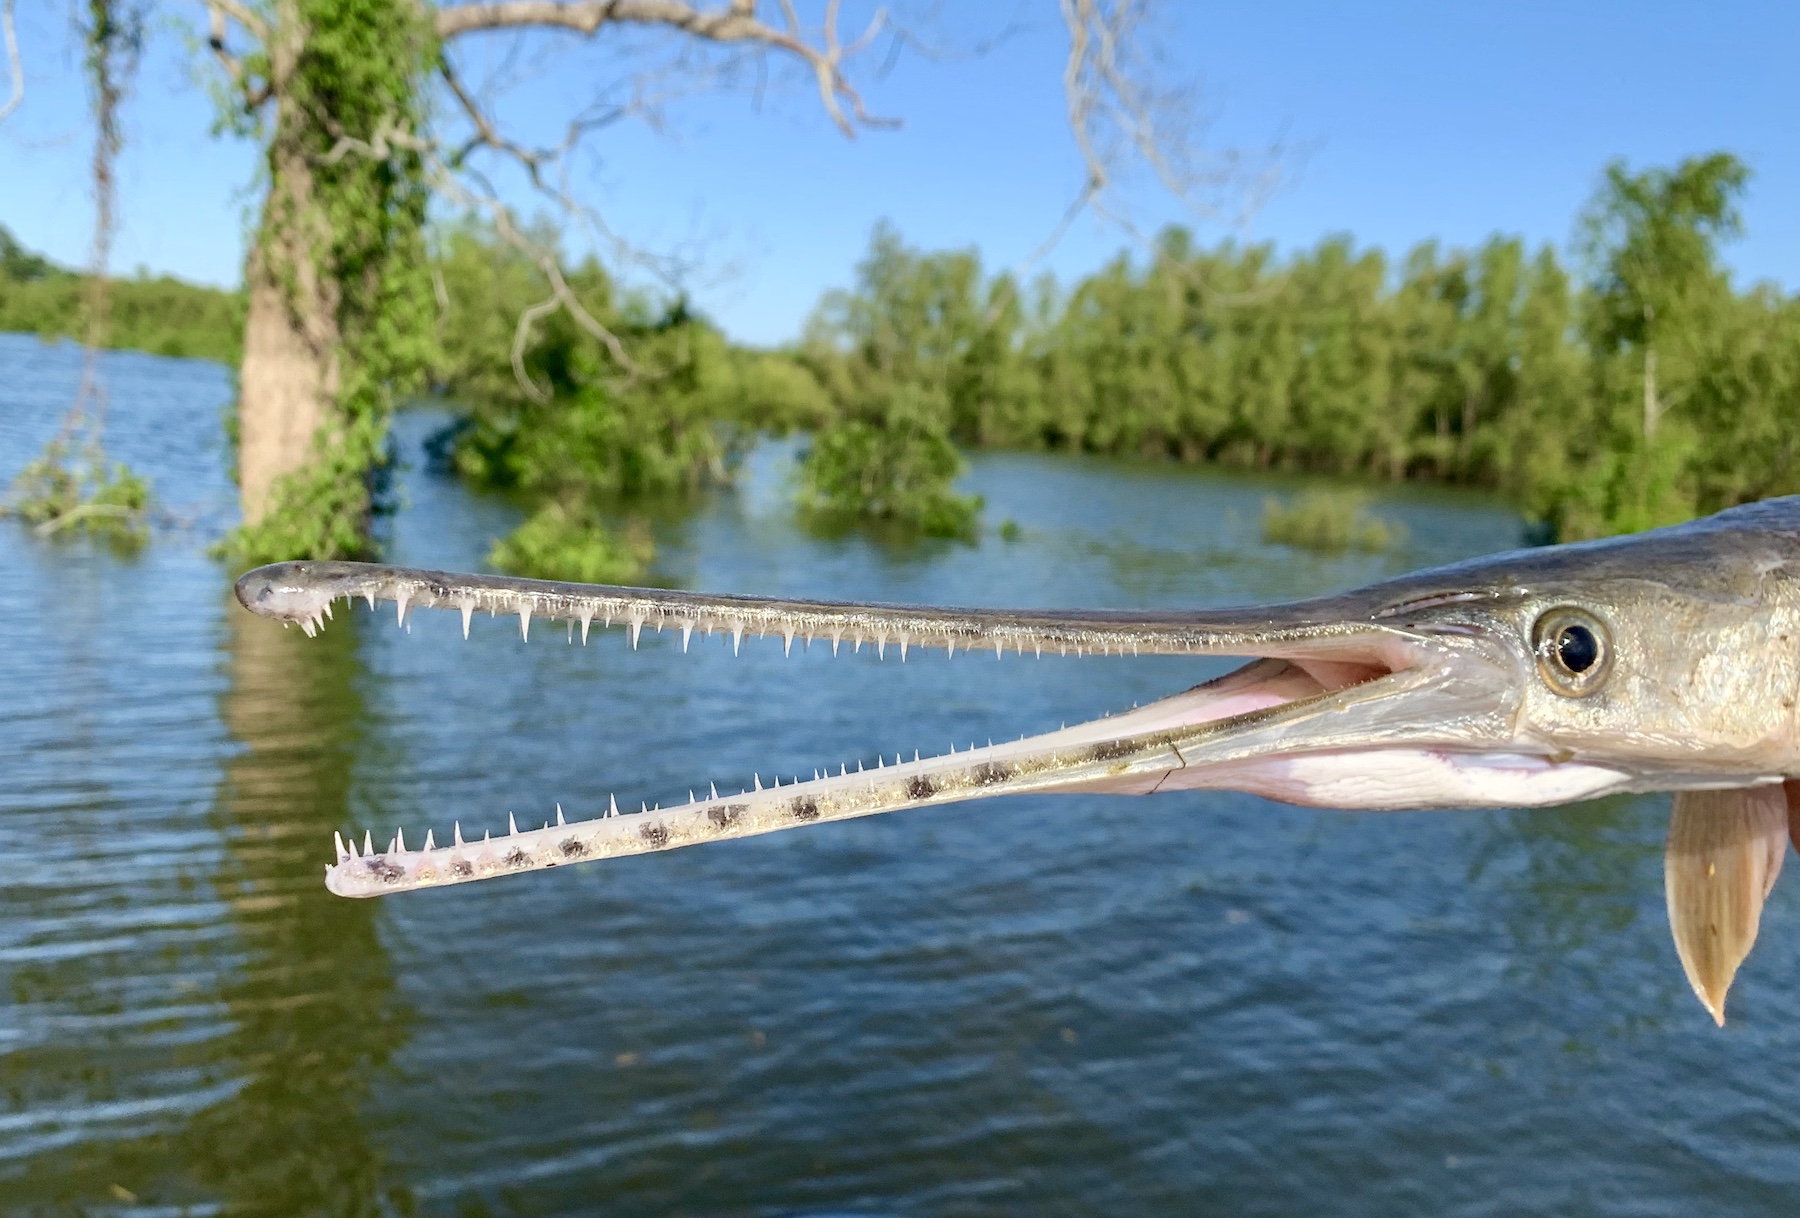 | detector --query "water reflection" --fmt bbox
[1465,794,1677,1024]
[183,603,413,1214]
